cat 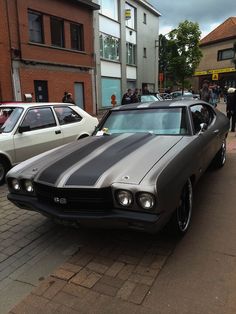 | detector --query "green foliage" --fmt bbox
[159,20,202,90]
